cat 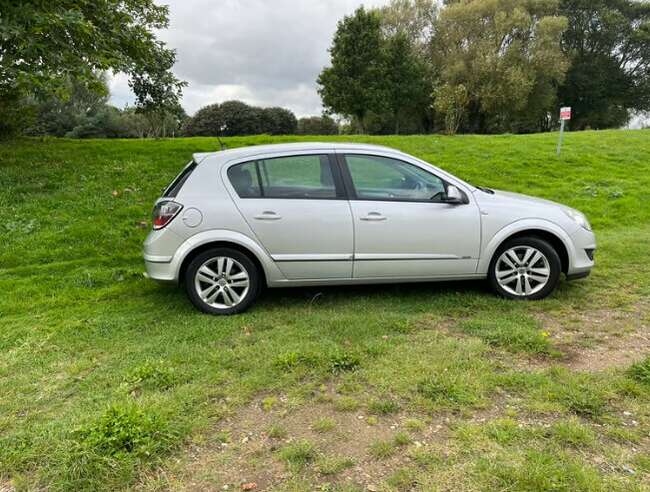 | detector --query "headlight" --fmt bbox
[562,208,591,231]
